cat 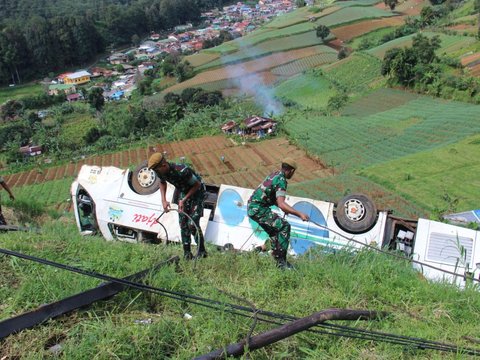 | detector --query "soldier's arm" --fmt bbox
[1,181,14,200]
